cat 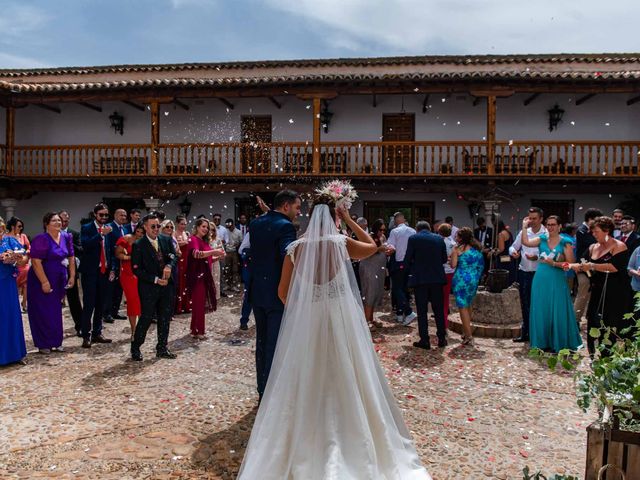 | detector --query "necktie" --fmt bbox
[100,237,107,274]
[119,225,124,236]
[621,235,628,243]
[151,238,159,252]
